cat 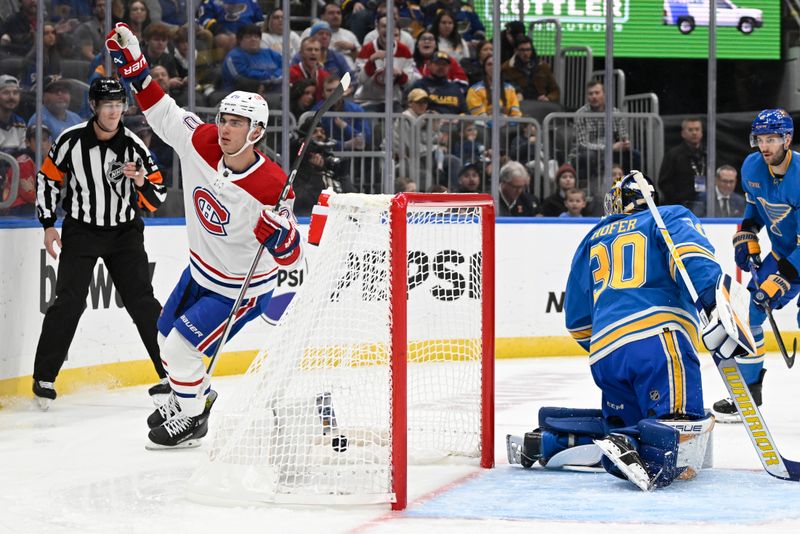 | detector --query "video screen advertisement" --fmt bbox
[473,1,780,59]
